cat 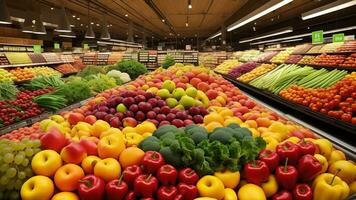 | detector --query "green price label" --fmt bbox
[54,43,60,49]
[312,30,323,44]
[33,45,42,53]
[333,33,344,43]
[83,44,89,50]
